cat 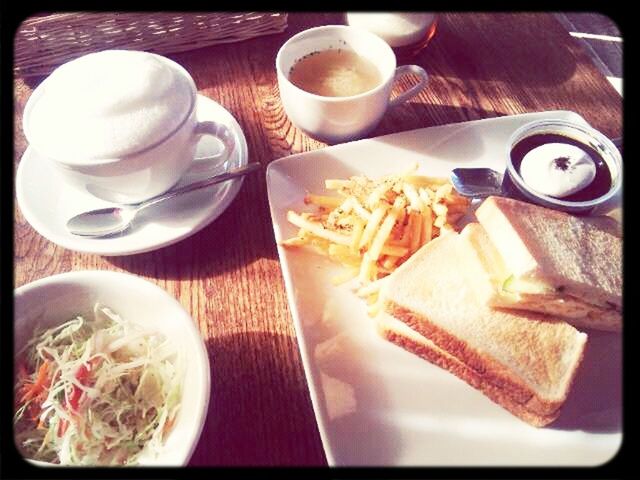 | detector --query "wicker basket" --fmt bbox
[14,12,288,77]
